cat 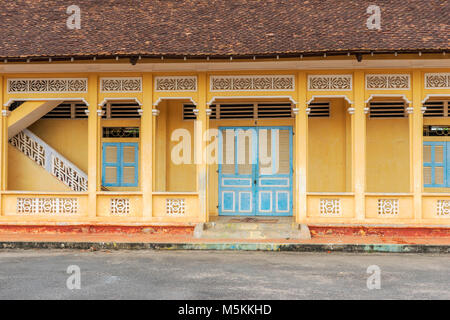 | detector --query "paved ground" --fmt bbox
[0,250,449,299]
